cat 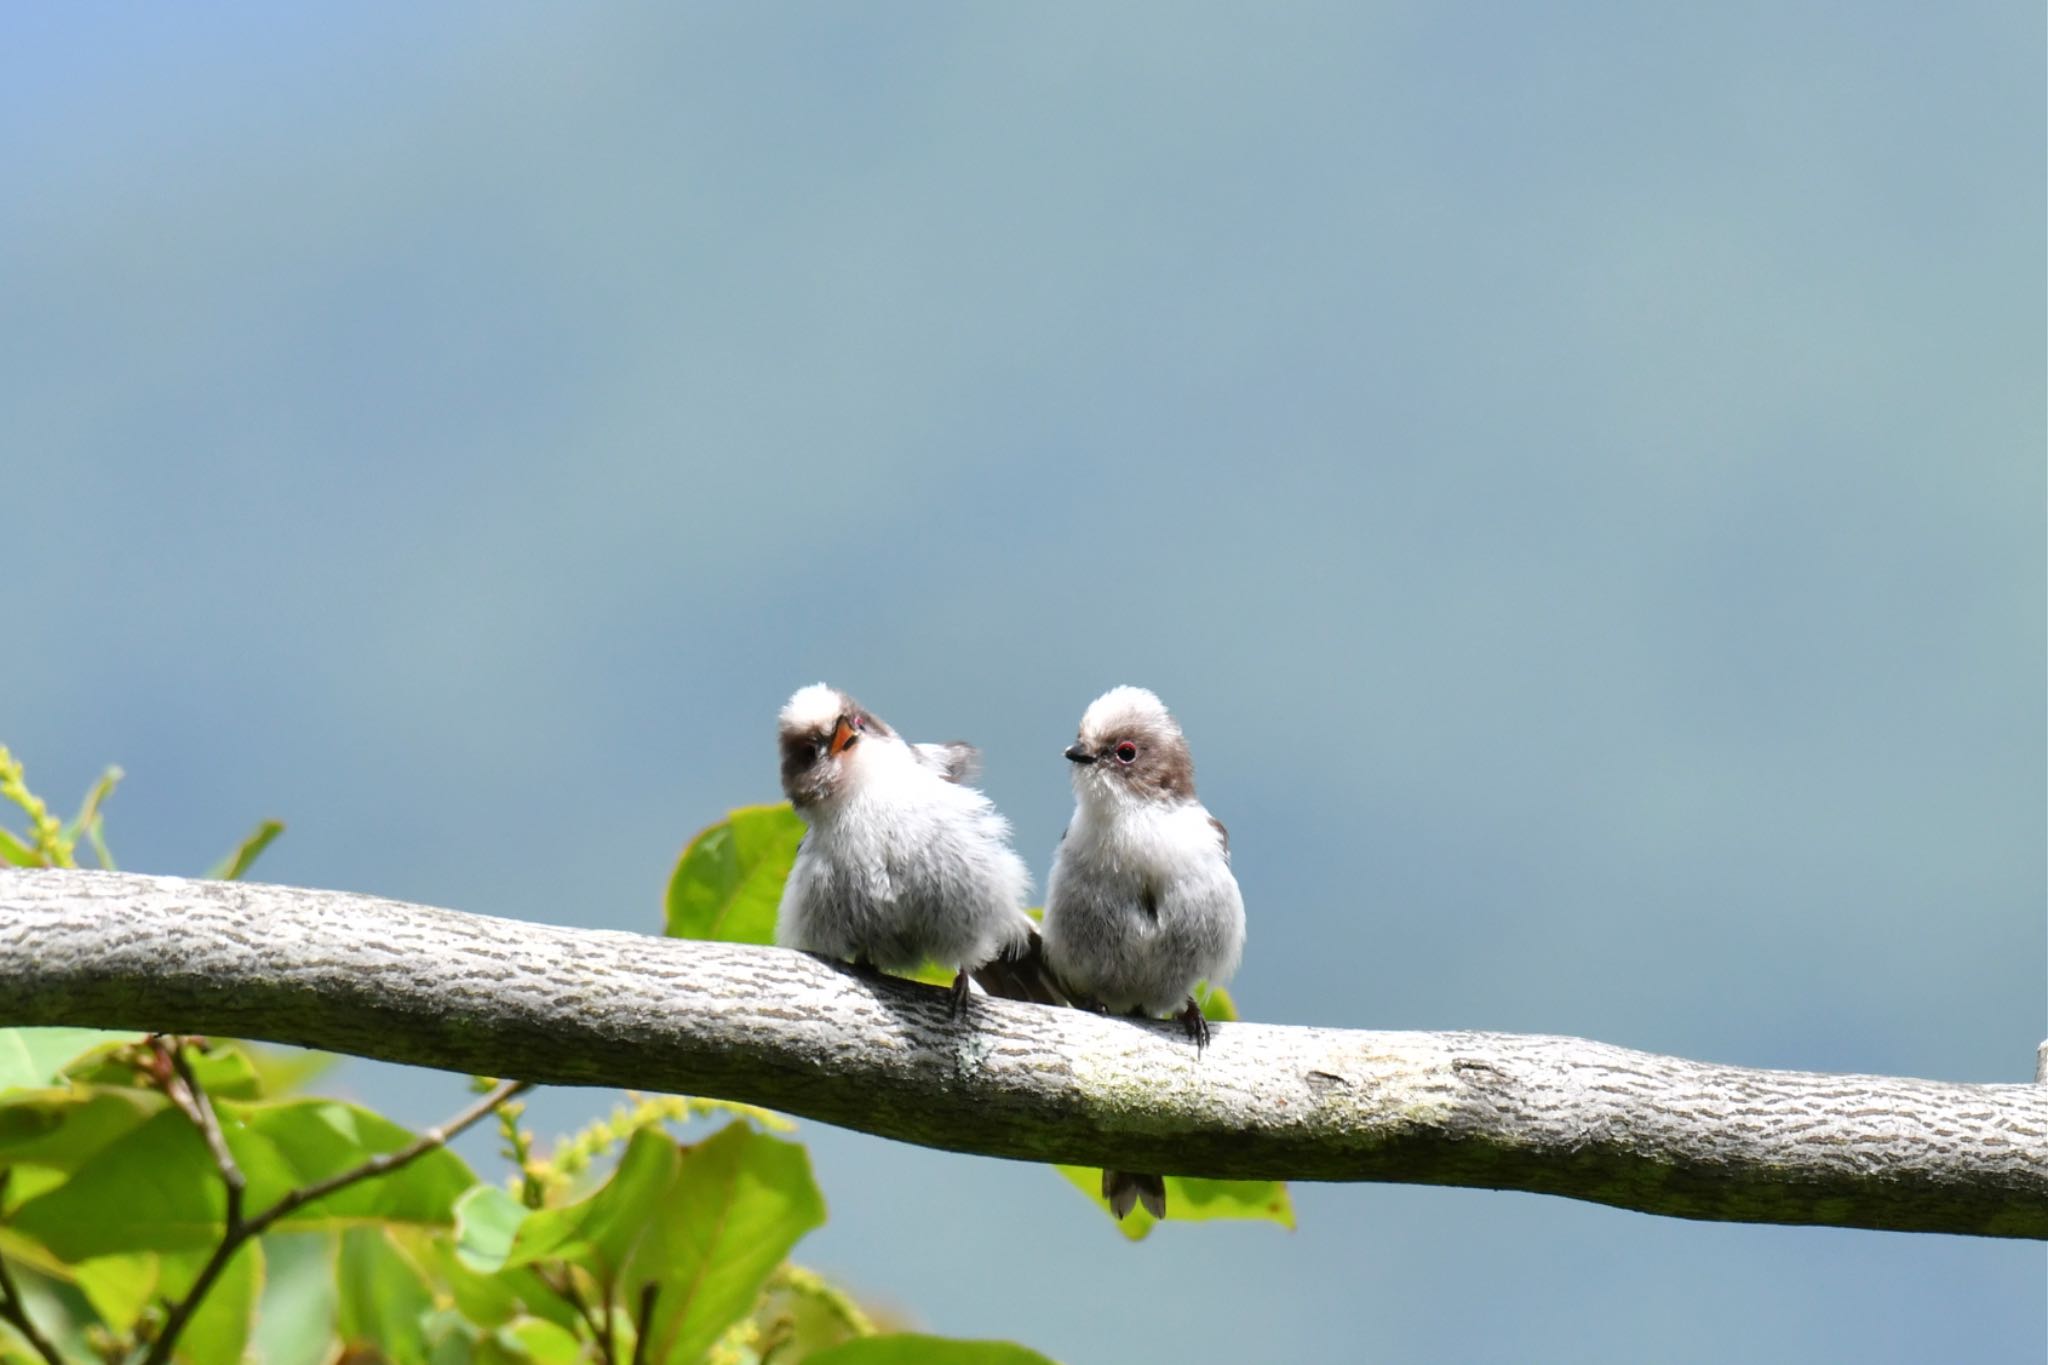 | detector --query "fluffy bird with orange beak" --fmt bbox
[774,683,1039,1013]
